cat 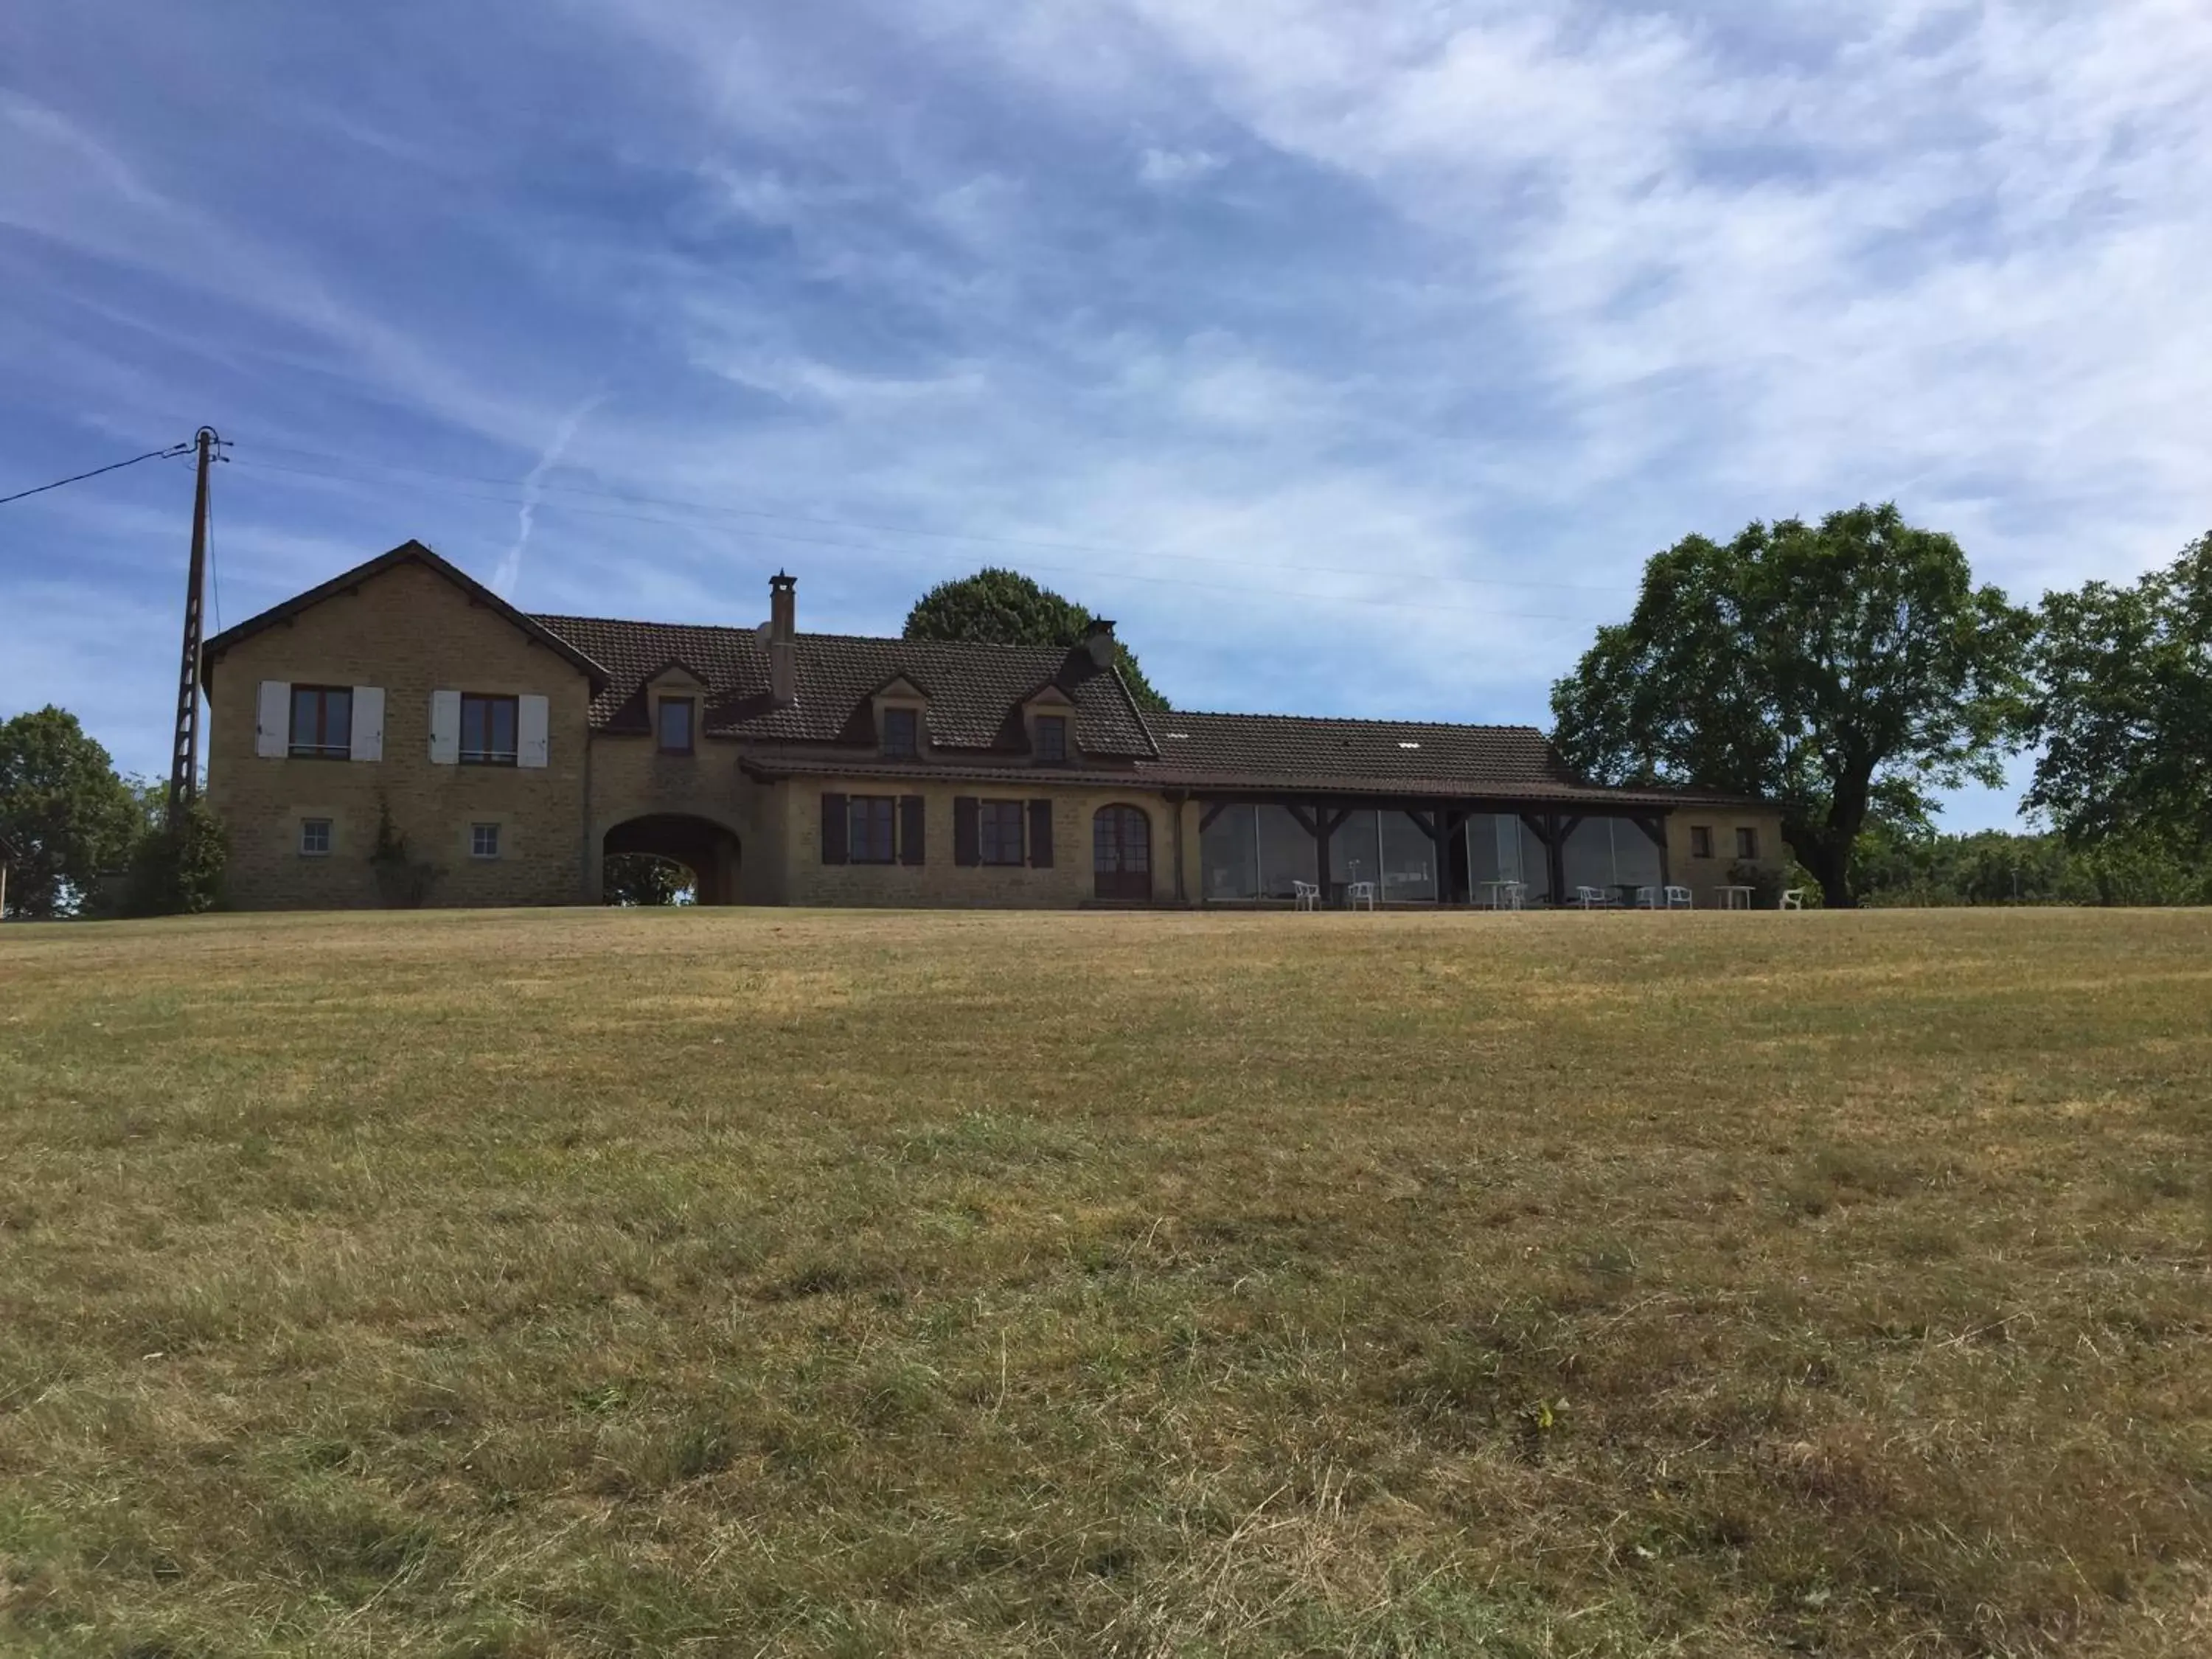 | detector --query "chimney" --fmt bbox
[1082,617,1117,669]
[768,571,796,643]
[768,571,797,705]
